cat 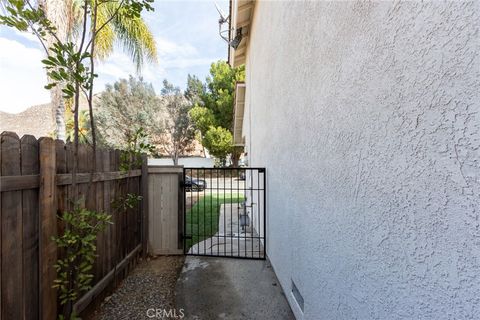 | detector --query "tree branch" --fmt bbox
[77,0,89,54]
[84,0,126,53]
